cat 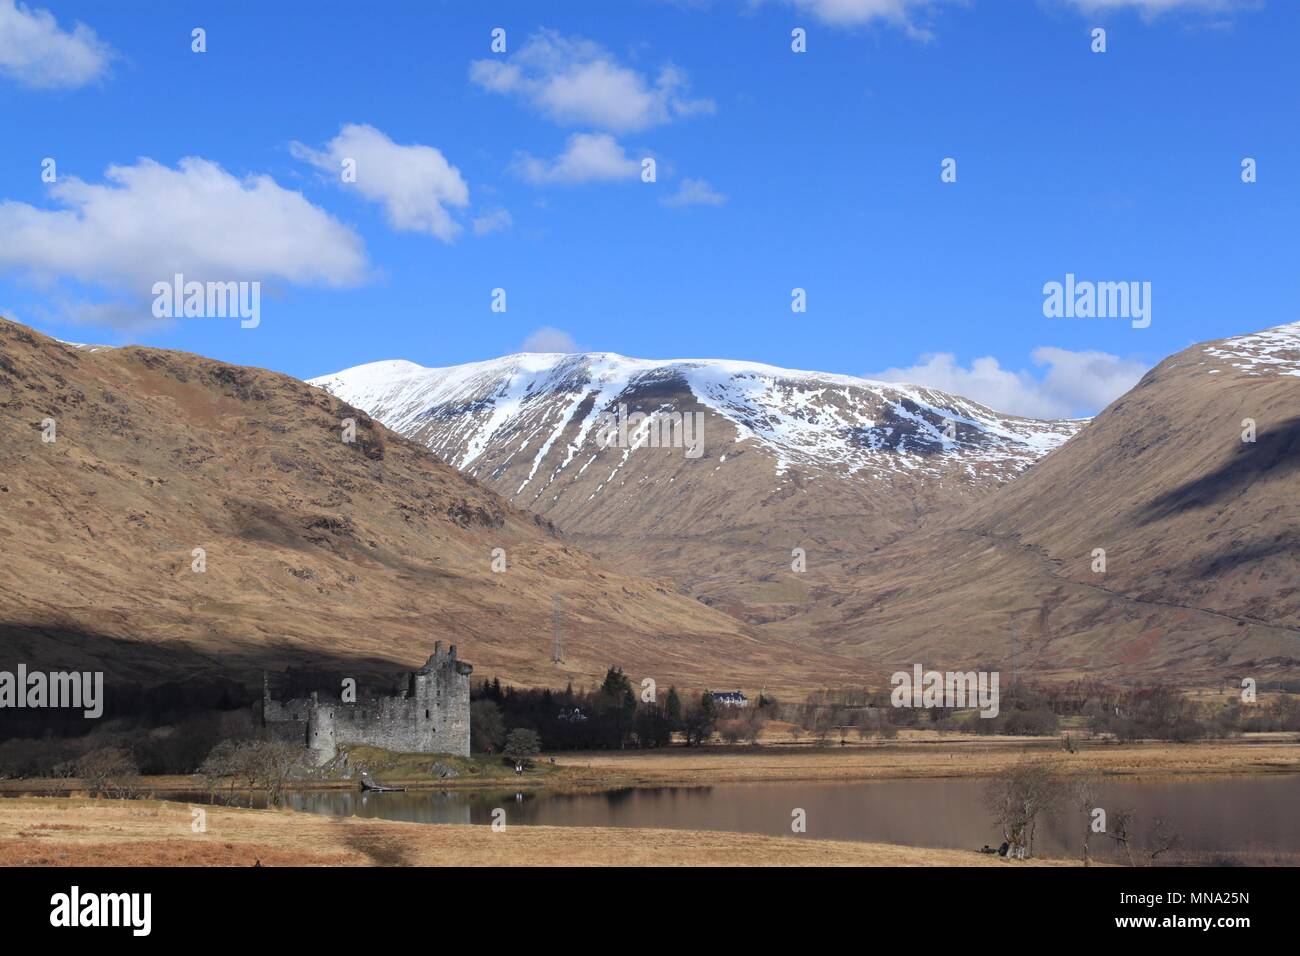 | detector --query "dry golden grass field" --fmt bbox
[0,797,1078,867]
[2,734,1295,798]
[542,735,1300,790]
